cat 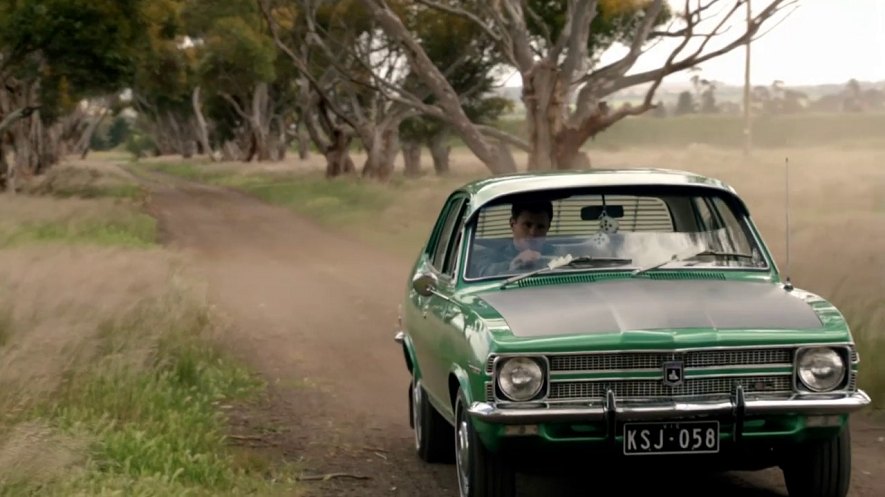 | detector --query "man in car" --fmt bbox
[472,198,554,276]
